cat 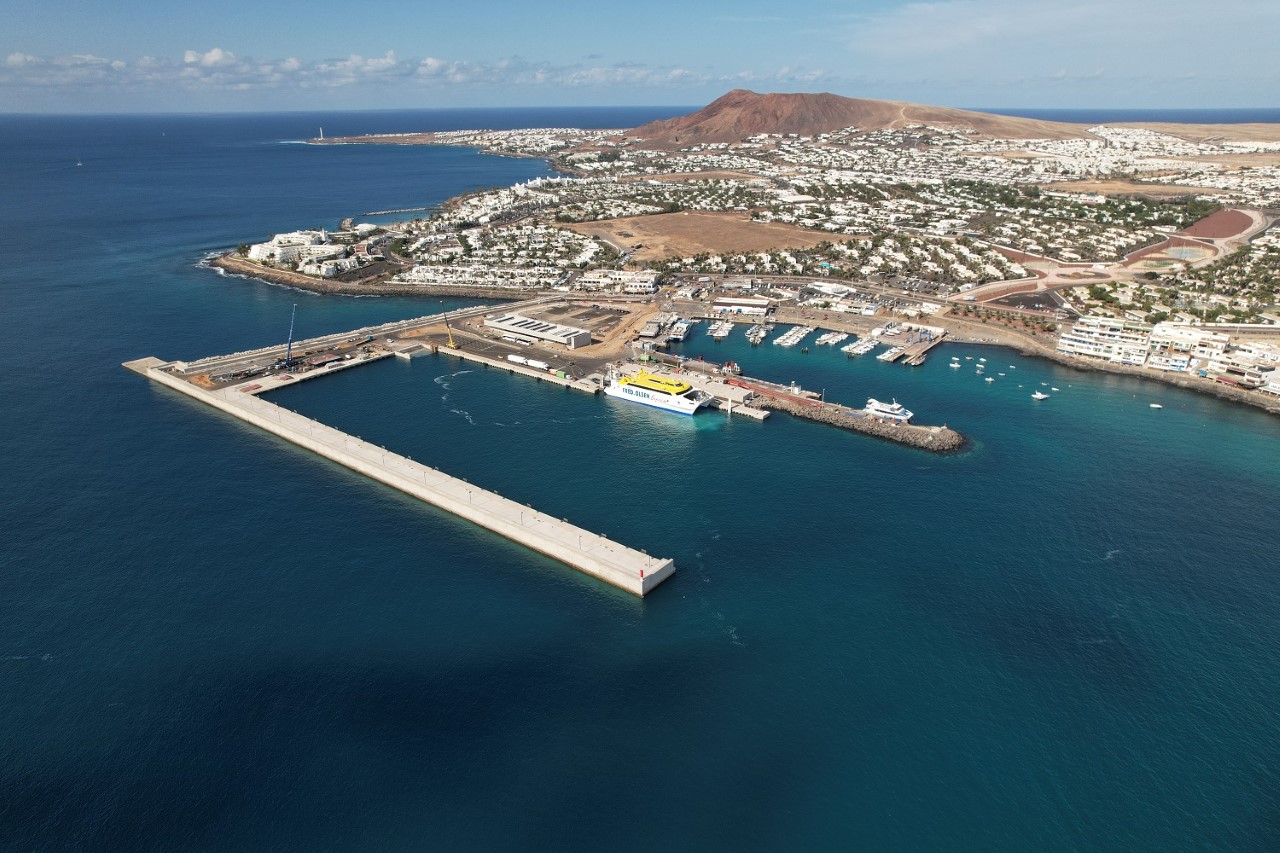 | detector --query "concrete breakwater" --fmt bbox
[123,357,674,597]
[756,394,967,452]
